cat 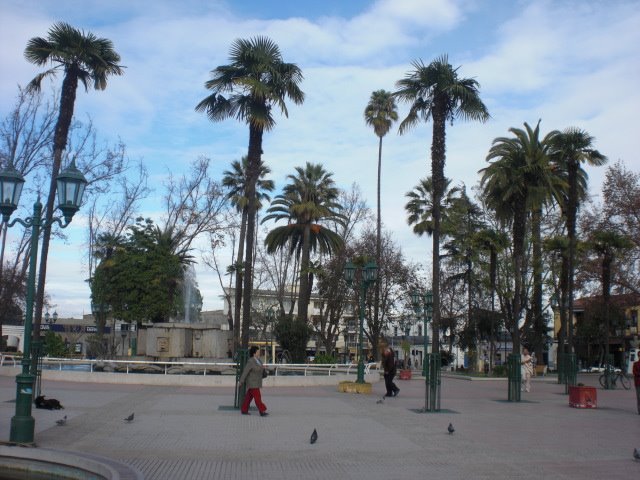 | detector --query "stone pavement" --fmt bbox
[1,372,639,479]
